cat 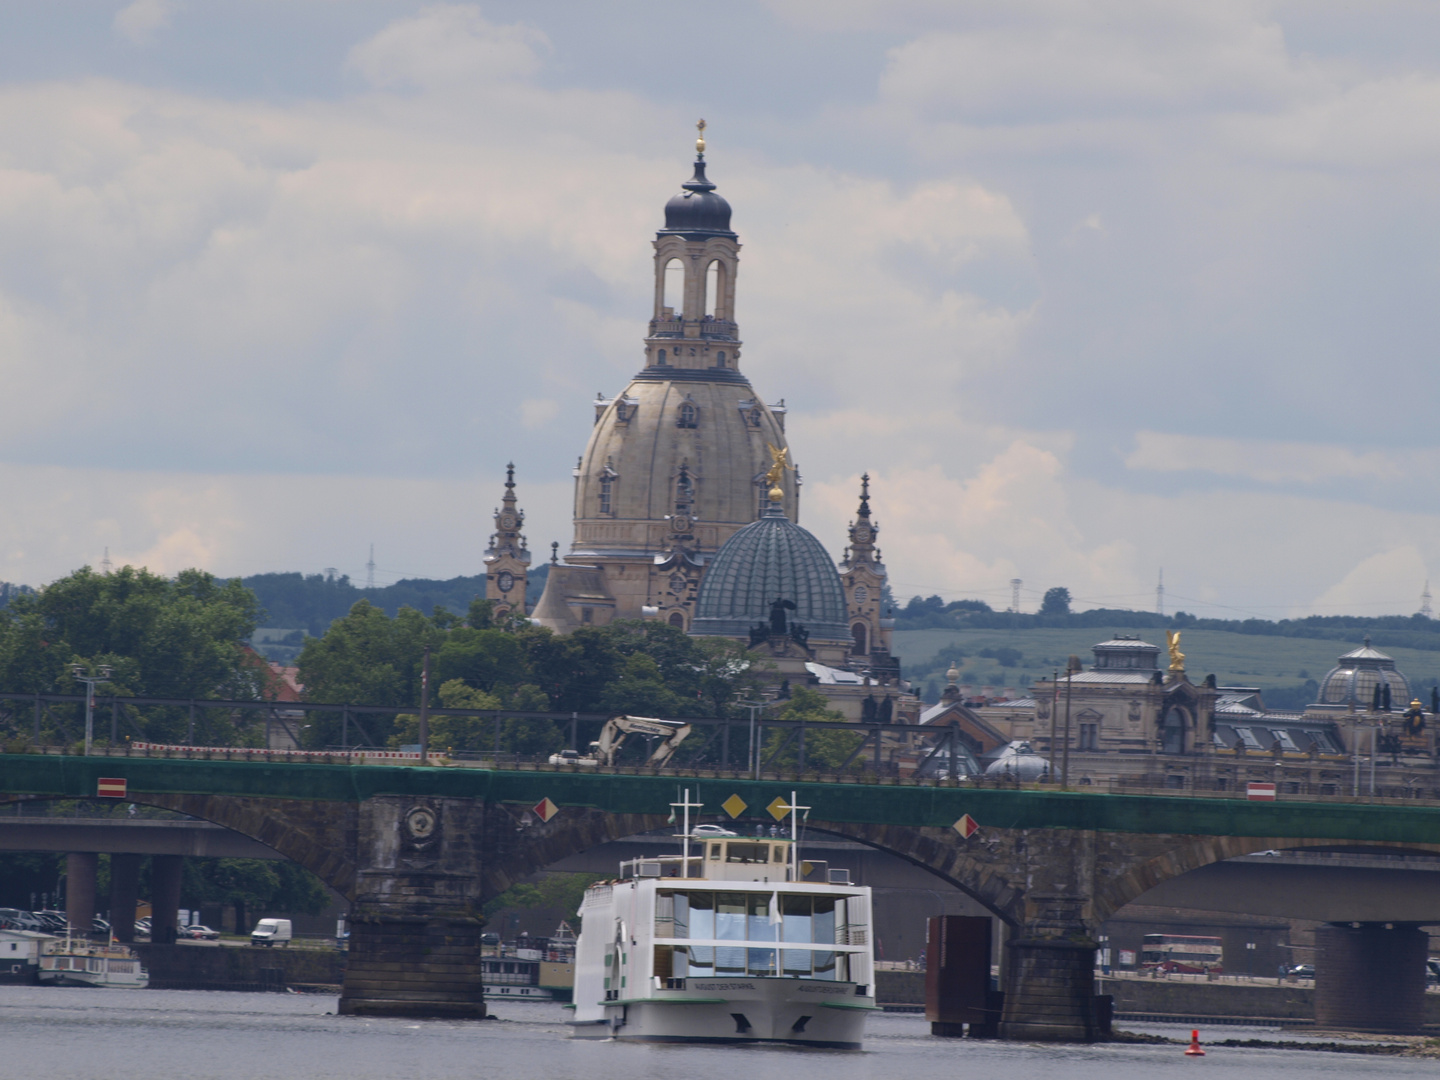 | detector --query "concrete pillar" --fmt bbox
[999,936,1098,1042]
[150,855,183,946]
[109,854,142,943]
[65,853,98,936]
[1314,923,1428,1033]
[337,796,488,1019]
